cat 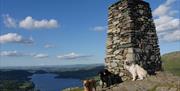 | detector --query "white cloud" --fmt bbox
[153,0,180,42]
[2,14,17,28]
[44,44,55,48]
[160,29,180,42]
[154,16,173,27]
[153,0,176,17]
[2,14,59,30]
[92,26,107,31]
[0,51,49,59]
[0,33,34,44]
[168,10,179,16]
[34,53,48,59]
[57,52,91,60]
[0,51,21,57]
[0,51,34,57]
[164,0,176,6]
[153,4,170,17]
[19,16,59,29]
[156,17,179,32]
